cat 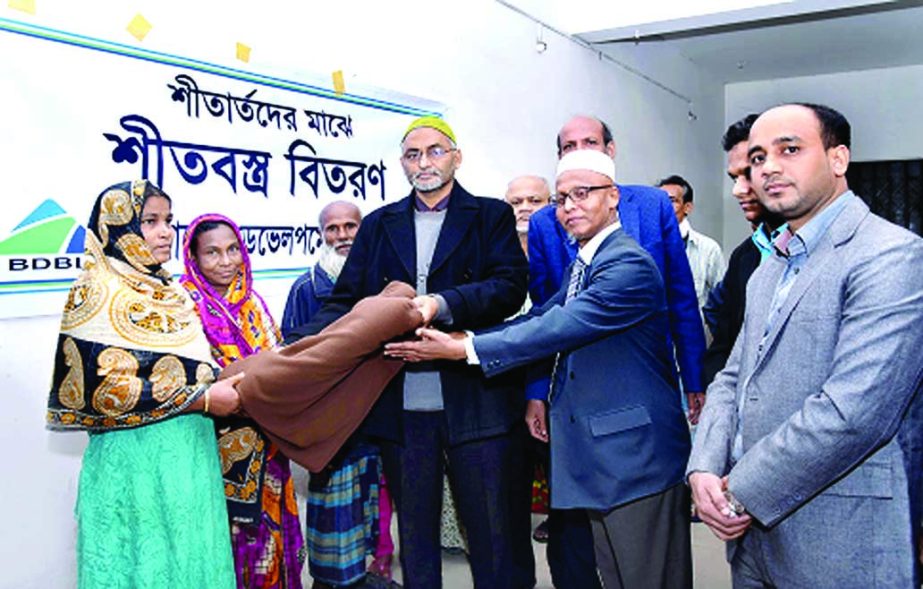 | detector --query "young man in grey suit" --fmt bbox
[388,149,693,589]
[687,103,923,588]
